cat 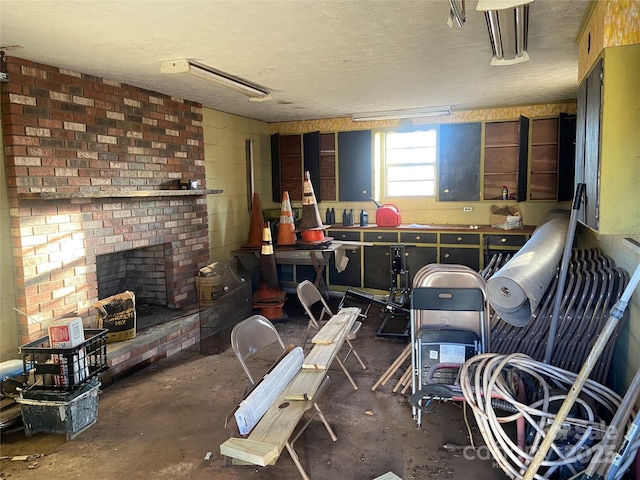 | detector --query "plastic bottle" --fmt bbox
[330,208,336,225]
[348,209,354,226]
[326,208,332,225]
[360,209,369,226]
[343,209,348,226]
